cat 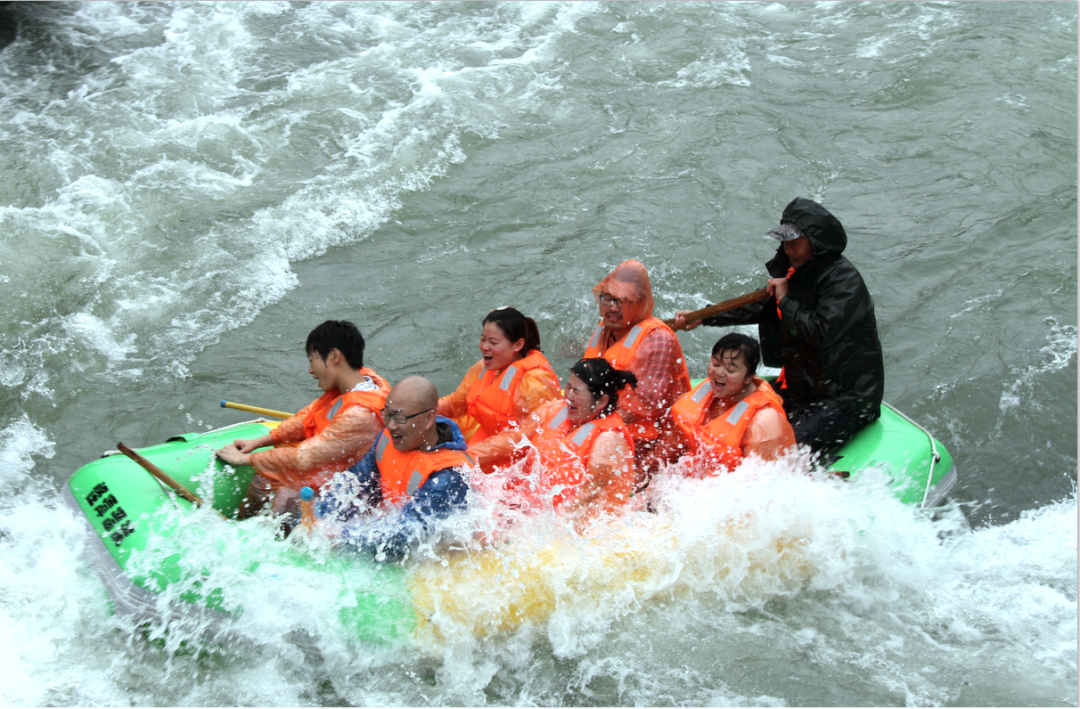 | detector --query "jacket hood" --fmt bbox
[434,416,468,451]
[779,197,847,258]
[592,259,654,328]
